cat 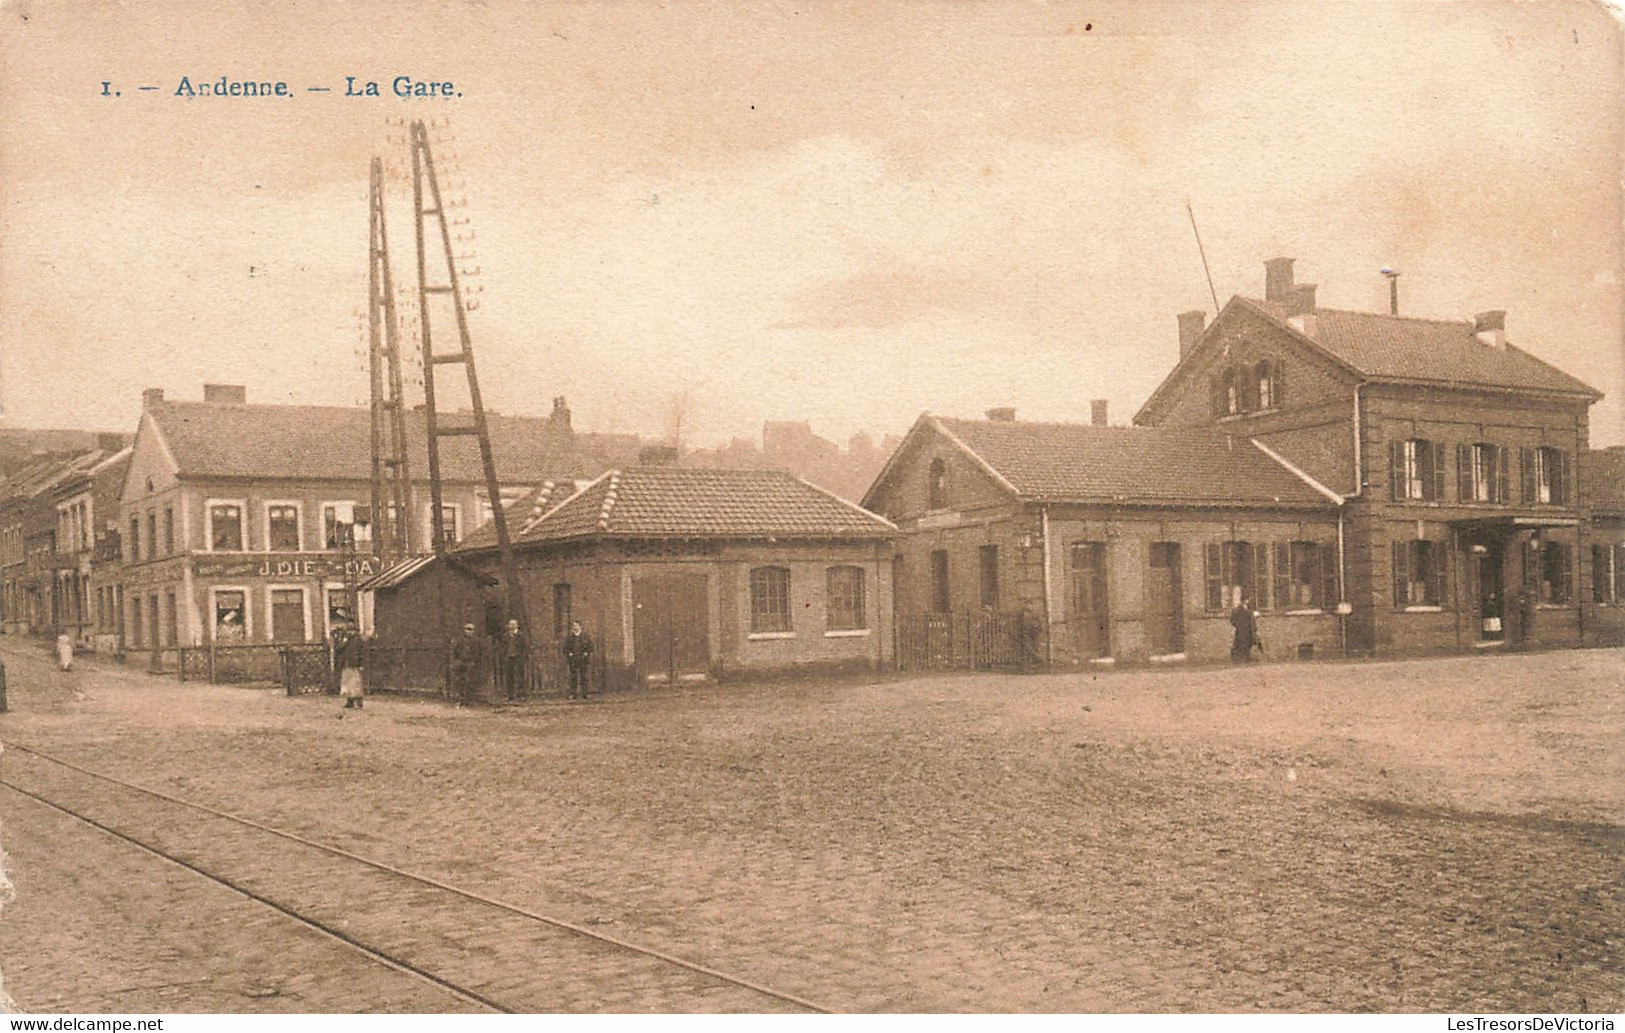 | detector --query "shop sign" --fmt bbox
[193,553,402,580]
